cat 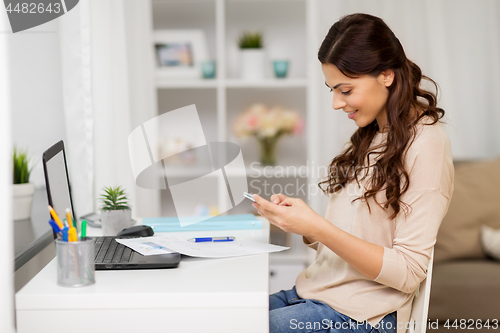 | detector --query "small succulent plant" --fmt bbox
[238,31,263,49]
[13,146,33,184]
[99,186,131,211]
